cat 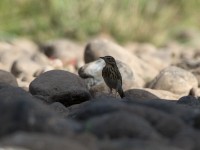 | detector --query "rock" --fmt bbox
[67,98,125,120]
[85,111,161,139]
[78,58,140,94]
[0,48,28,71]
[0,132,96,150]
[127,43,158,54]
[193,114,200,129]
[137,50,171,71]
[0,62,7,71]
[29,70,91,106]
[16,78,32,90]
[67,98,192,140]
[49,102,70,117]
[137,53,169,71]
[31,52,50,66]
[67,96,200,127]
[33,65,55,77]
[125,89,159,101]
[0,84,82,137]
[2,132,193,150]
[124,98,200,126]
[176,59,200,86]
[148,66,198,96]
[0,40,39,71]
[177,59,200,70]
[172,128,200,150]
[141,88,180,100]
[160,42,186,64]
[127,43,171,71]
[0,70,18,86]
[11,58,41,79]
[40,39,84,67]
[11,39,40,56]
[177,88,200,106]
[89,84,112,98]
[84,39,158,84]
[100,139,182,150]
[0,41,13,52]
[191,68,200,86]
[177,95,200,106]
